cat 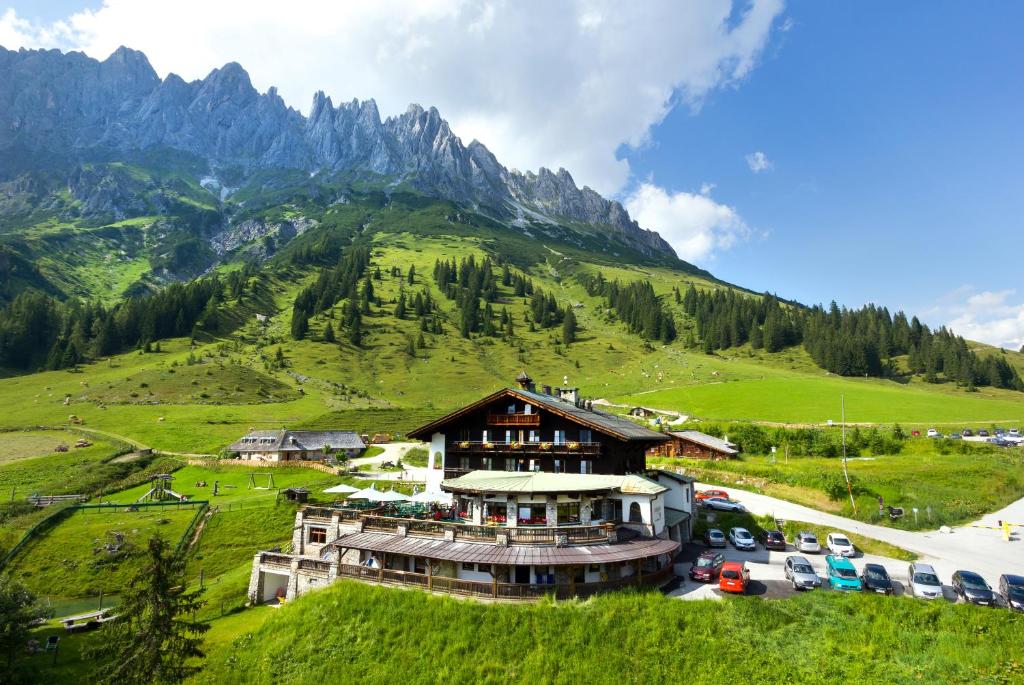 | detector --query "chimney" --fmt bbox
[542,385,552,396]
[558,387,579,404]
[515,370,535,392]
